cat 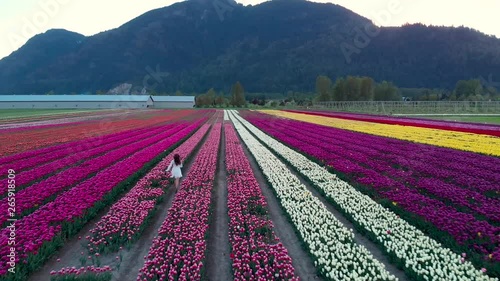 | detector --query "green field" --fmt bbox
[0,109,99,119]
[419,115,500,124]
